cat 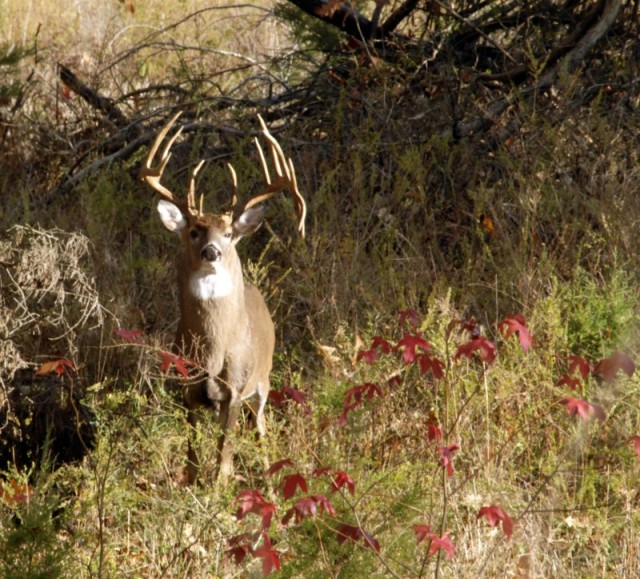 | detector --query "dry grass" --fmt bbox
[1,1,640,577]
